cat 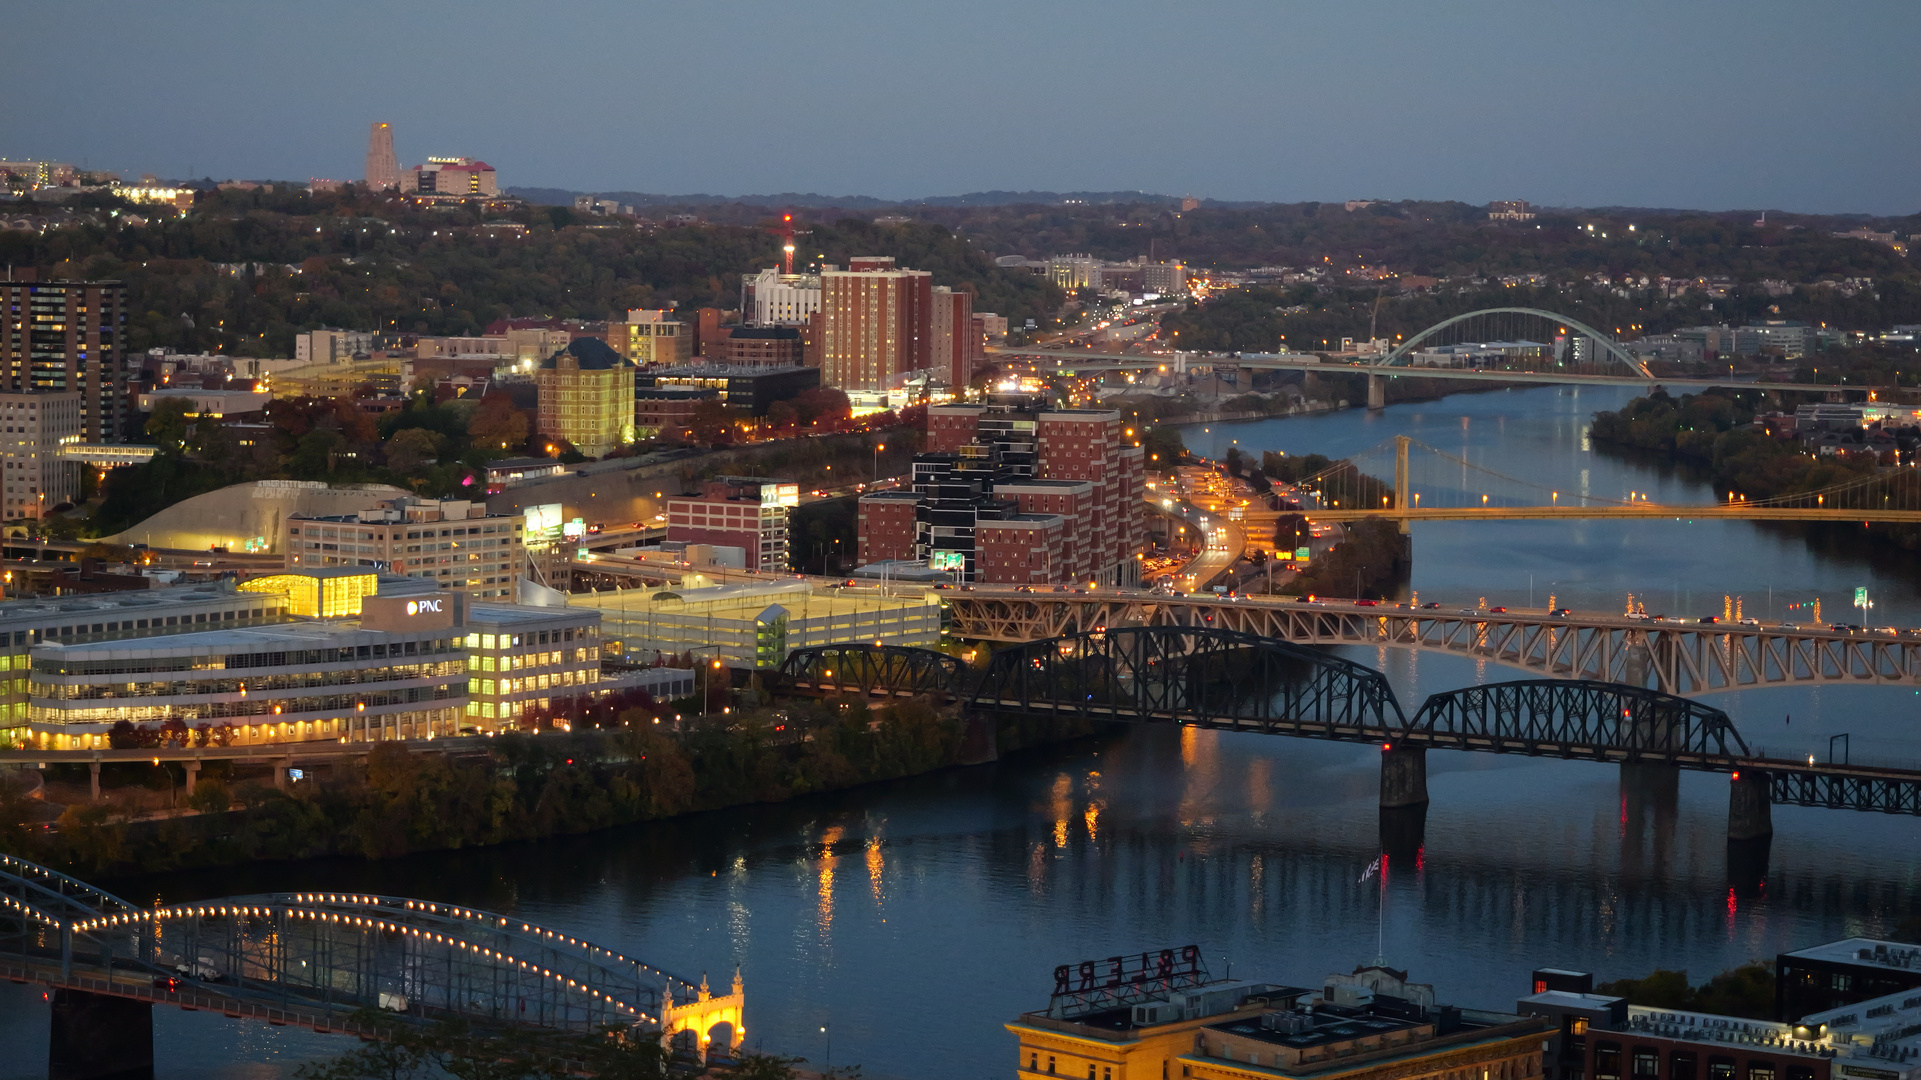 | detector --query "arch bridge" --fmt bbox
[0,853,743,1076]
